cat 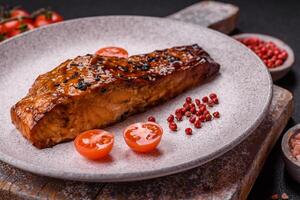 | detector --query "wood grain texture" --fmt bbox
[0,86,293,200]
[167,1,239,34]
